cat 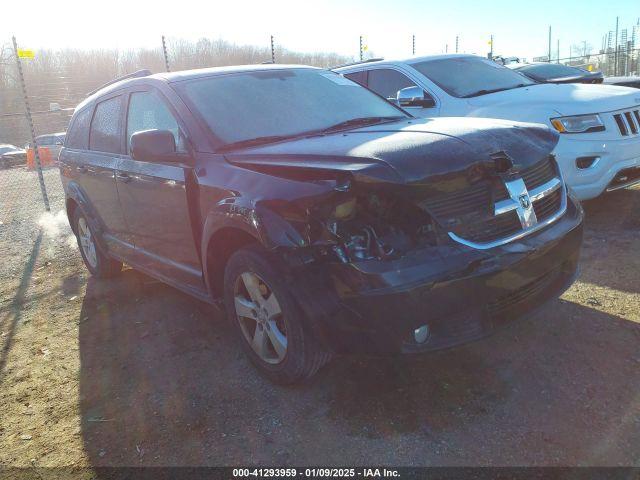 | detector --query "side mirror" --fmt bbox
[397,86,436,108]
[130,129,186,163]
